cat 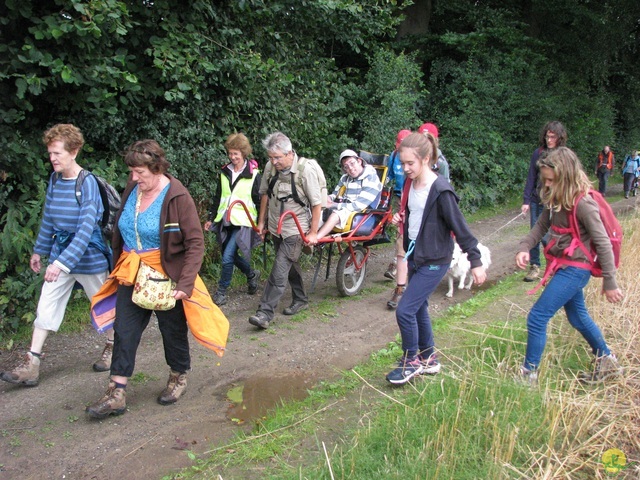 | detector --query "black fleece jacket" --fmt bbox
[402,175,481,268]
